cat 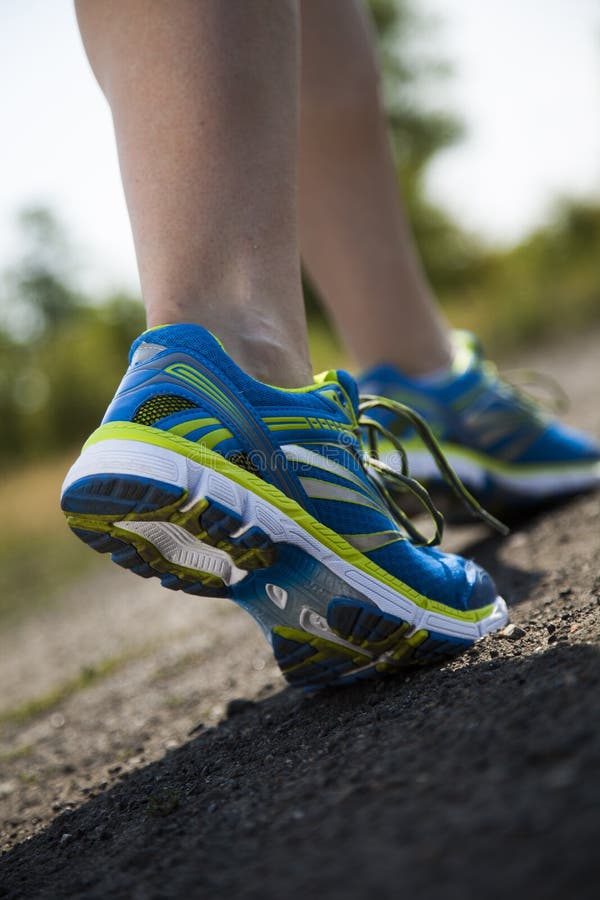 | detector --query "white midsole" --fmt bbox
[62,438,508,640]
[382,449,600,497]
